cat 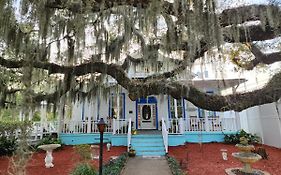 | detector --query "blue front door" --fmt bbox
[136,97,158,130]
